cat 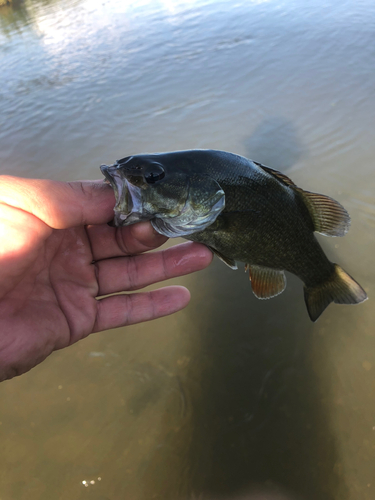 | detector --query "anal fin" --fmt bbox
[248,265,286,299]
